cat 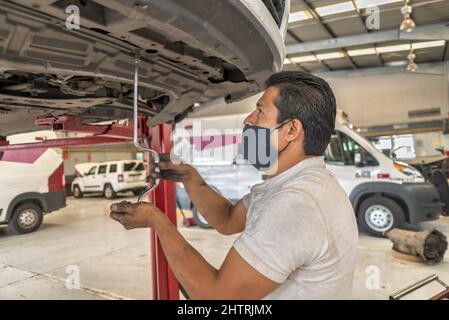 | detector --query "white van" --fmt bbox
[71,160,147,199]
[0,131,66,234]
[325,121,442,236]
[175,112,443,236]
